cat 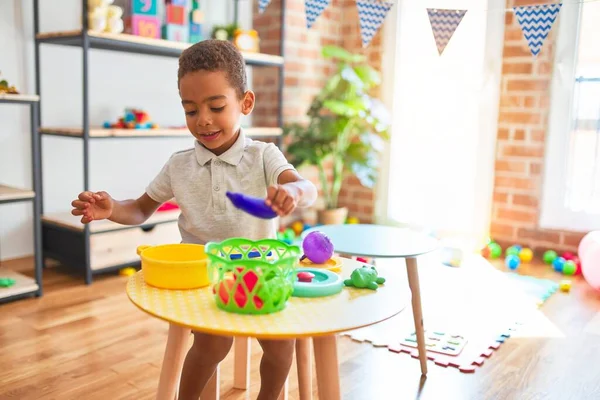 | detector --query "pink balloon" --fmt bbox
[580,233,600,291]
[579,231,600,260]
